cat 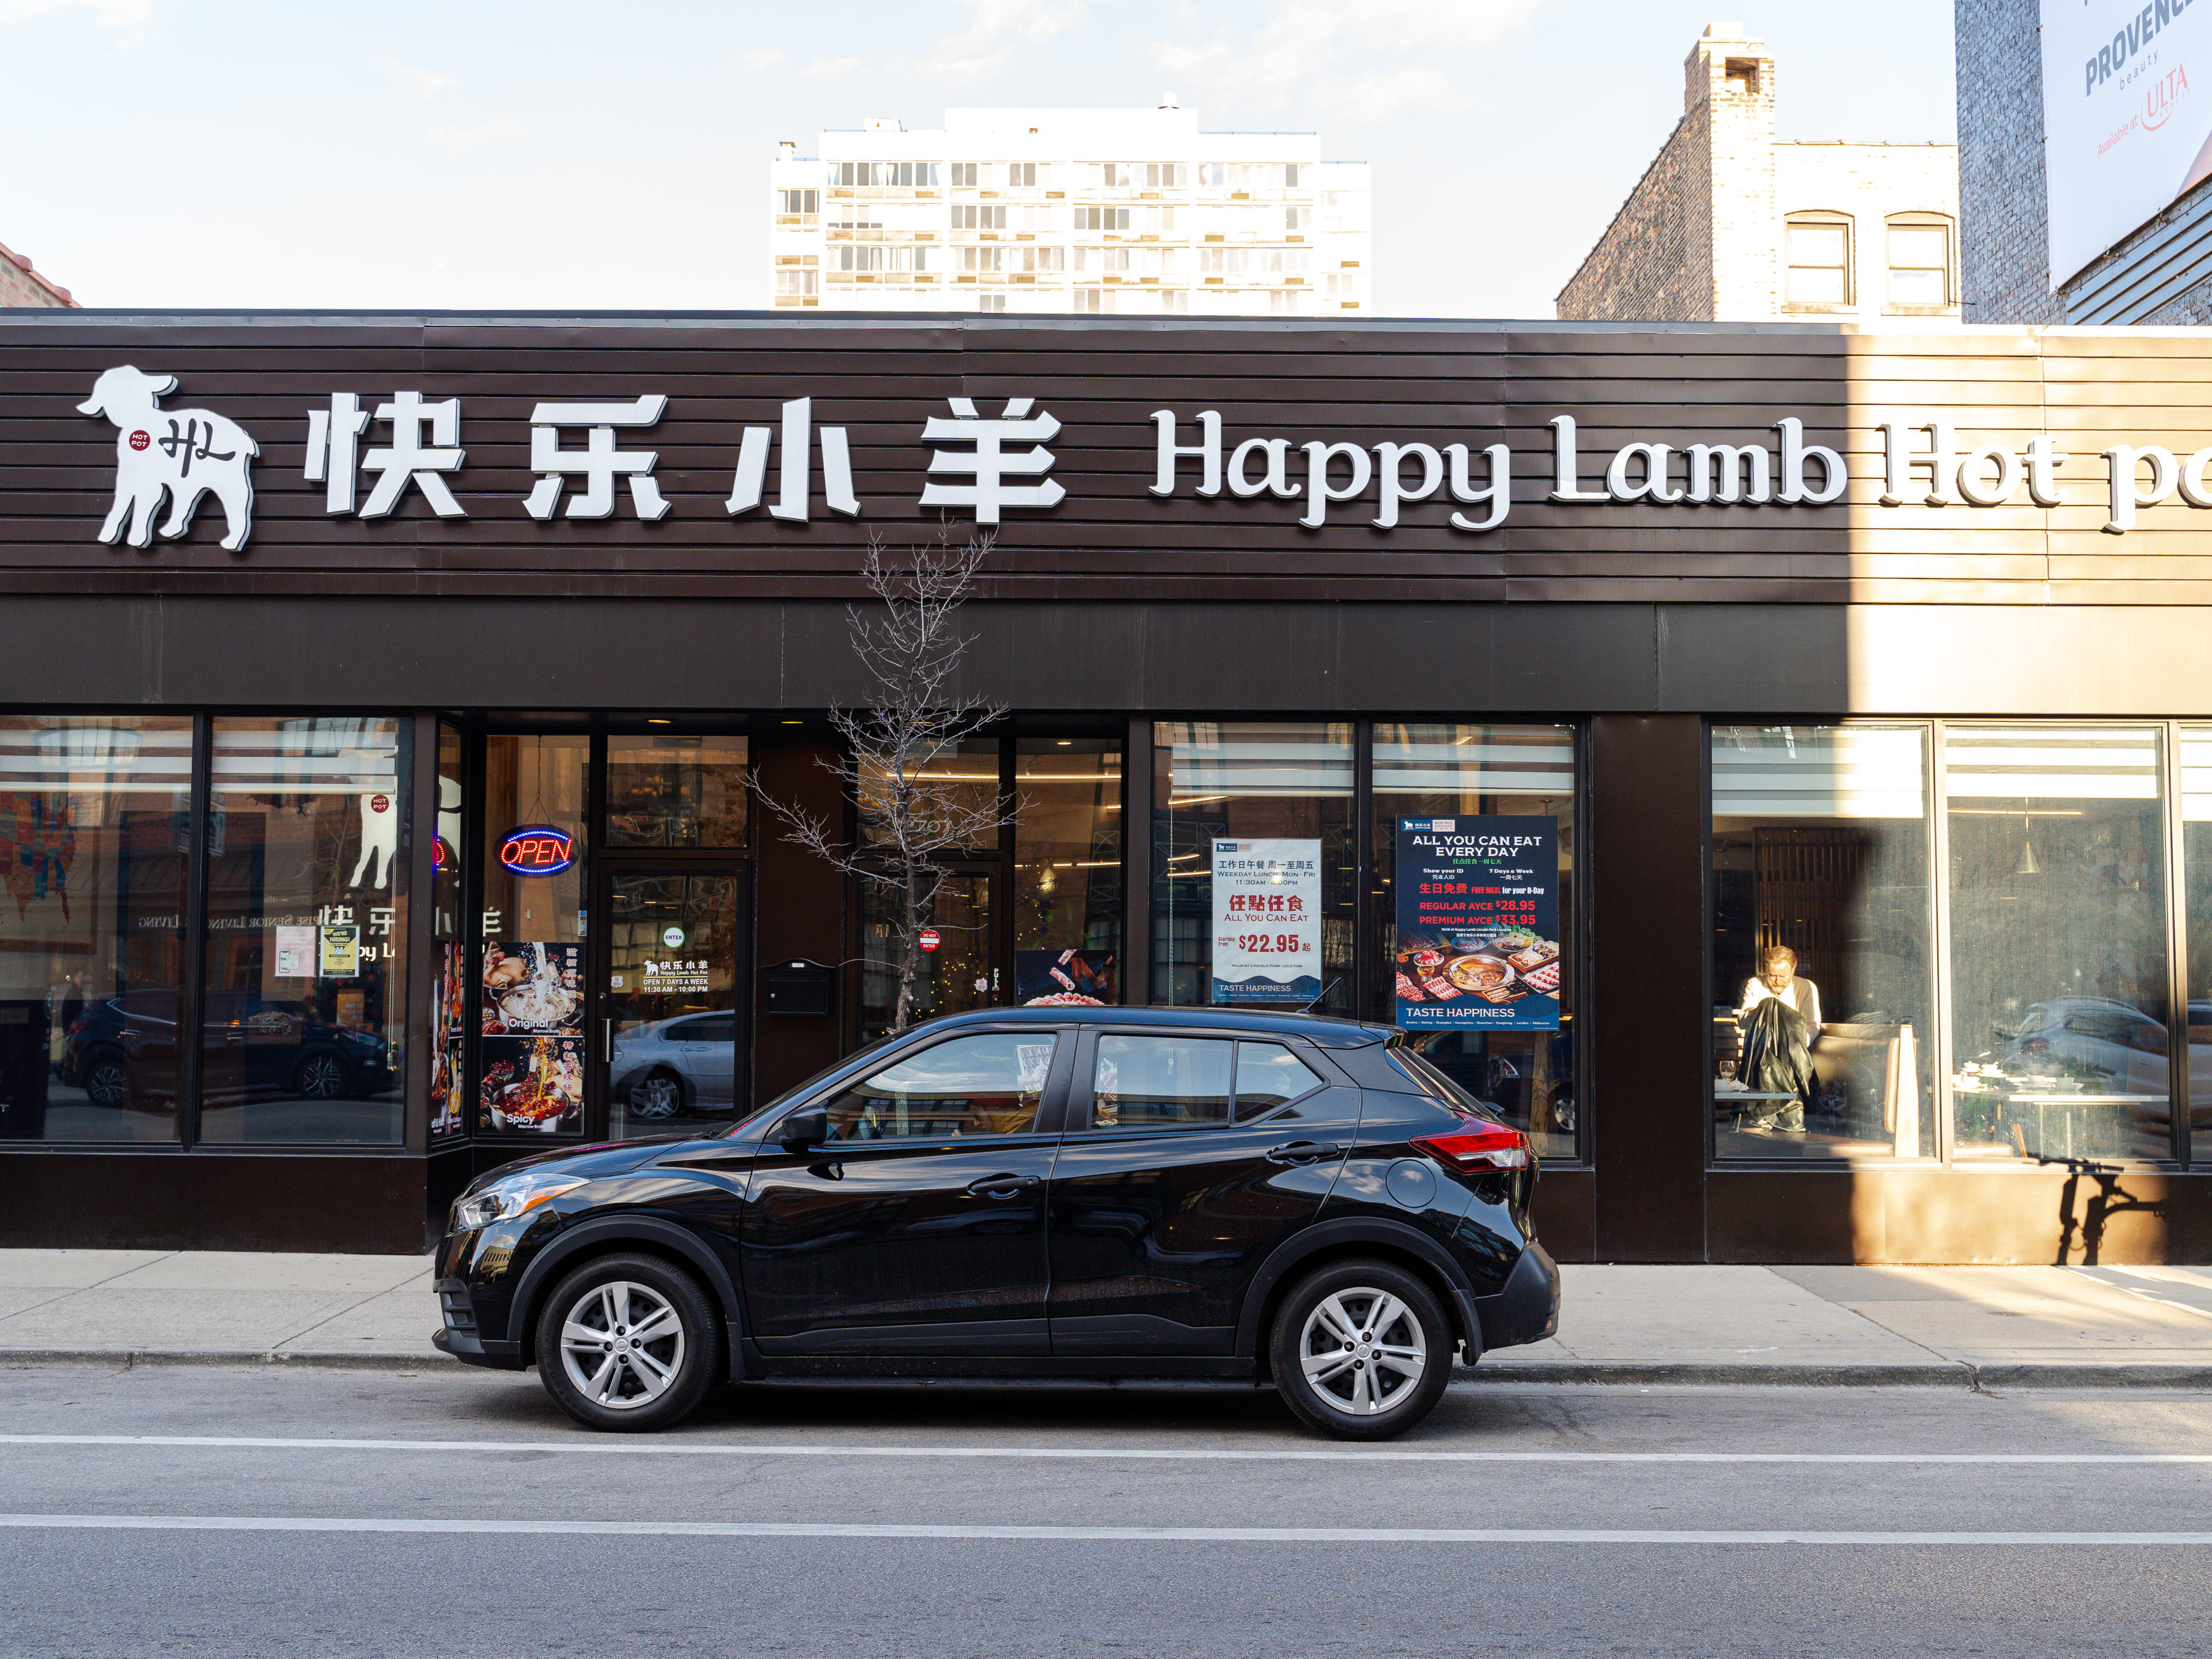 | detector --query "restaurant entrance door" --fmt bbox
[593,861,749,1139]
